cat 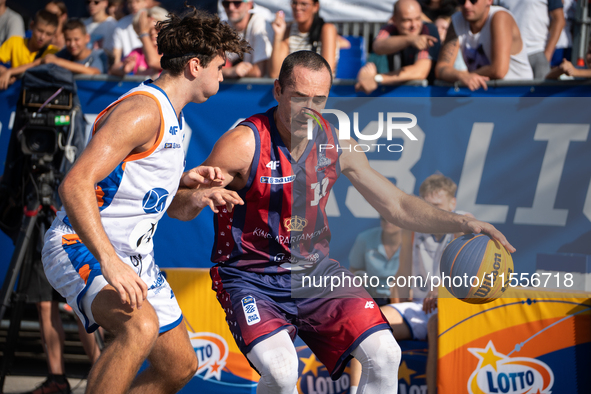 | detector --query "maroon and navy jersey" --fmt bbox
[212,107,341,273]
